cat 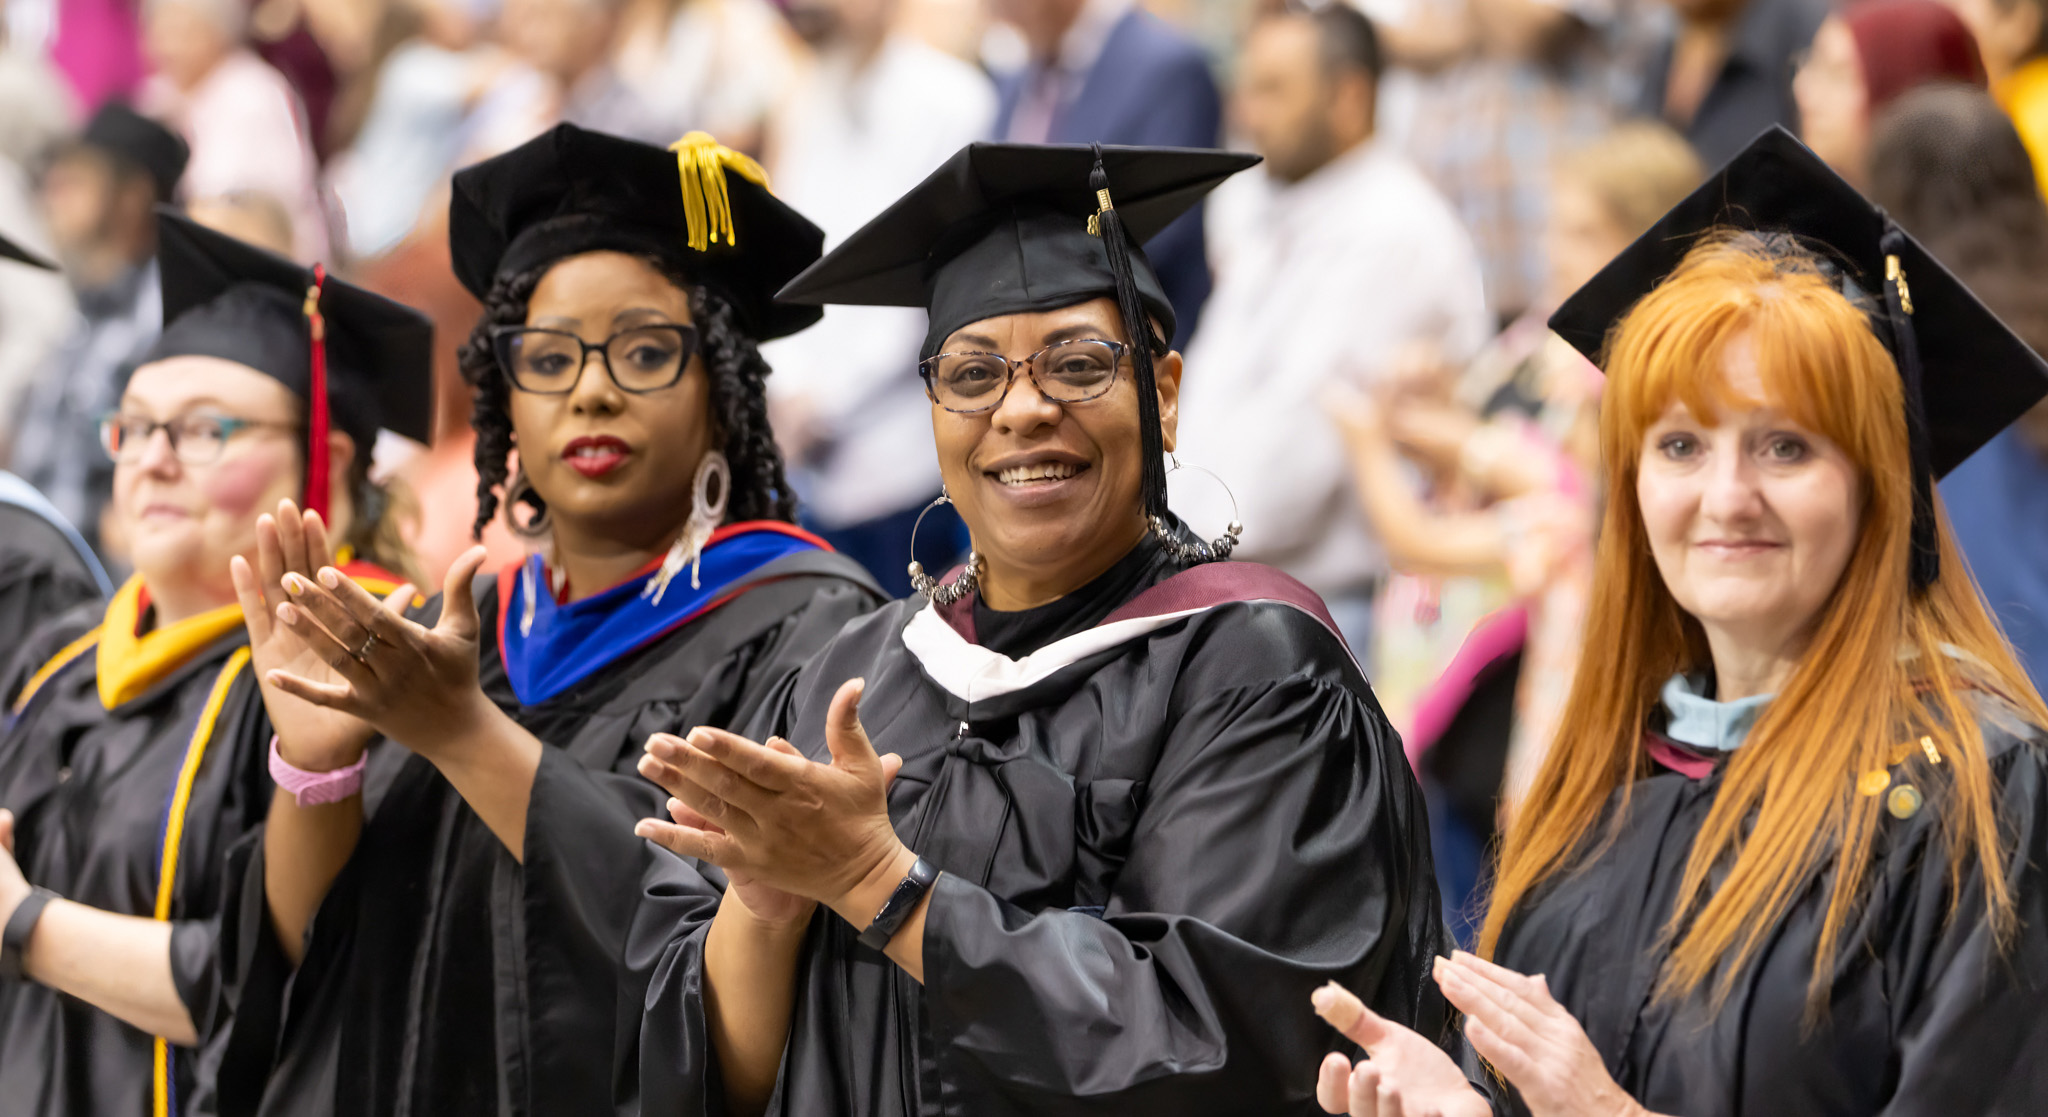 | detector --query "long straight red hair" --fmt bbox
[1479,233,2048,1009]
